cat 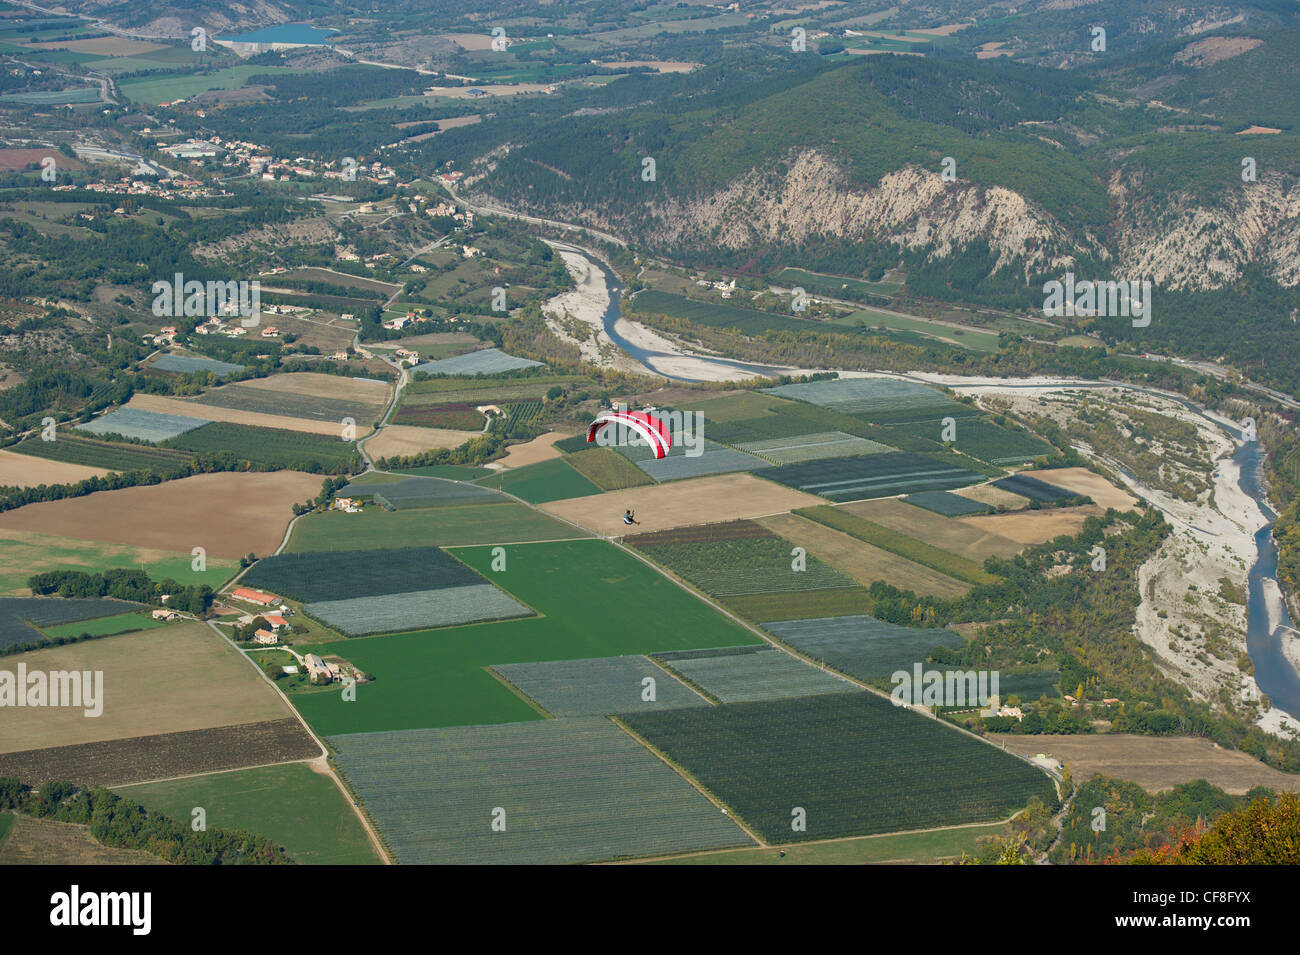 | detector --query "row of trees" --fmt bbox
[27,568,213,615]
[0,779,292,865]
